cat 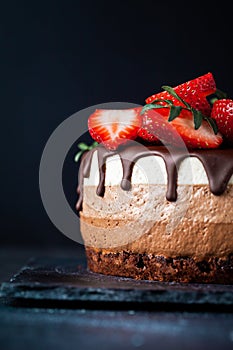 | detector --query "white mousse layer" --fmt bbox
[84,150,233,187]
